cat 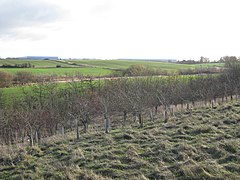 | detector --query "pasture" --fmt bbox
[69,59,224,71]
[0,67,112,76]
[0,59,77,67]
[0,59,224,77]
